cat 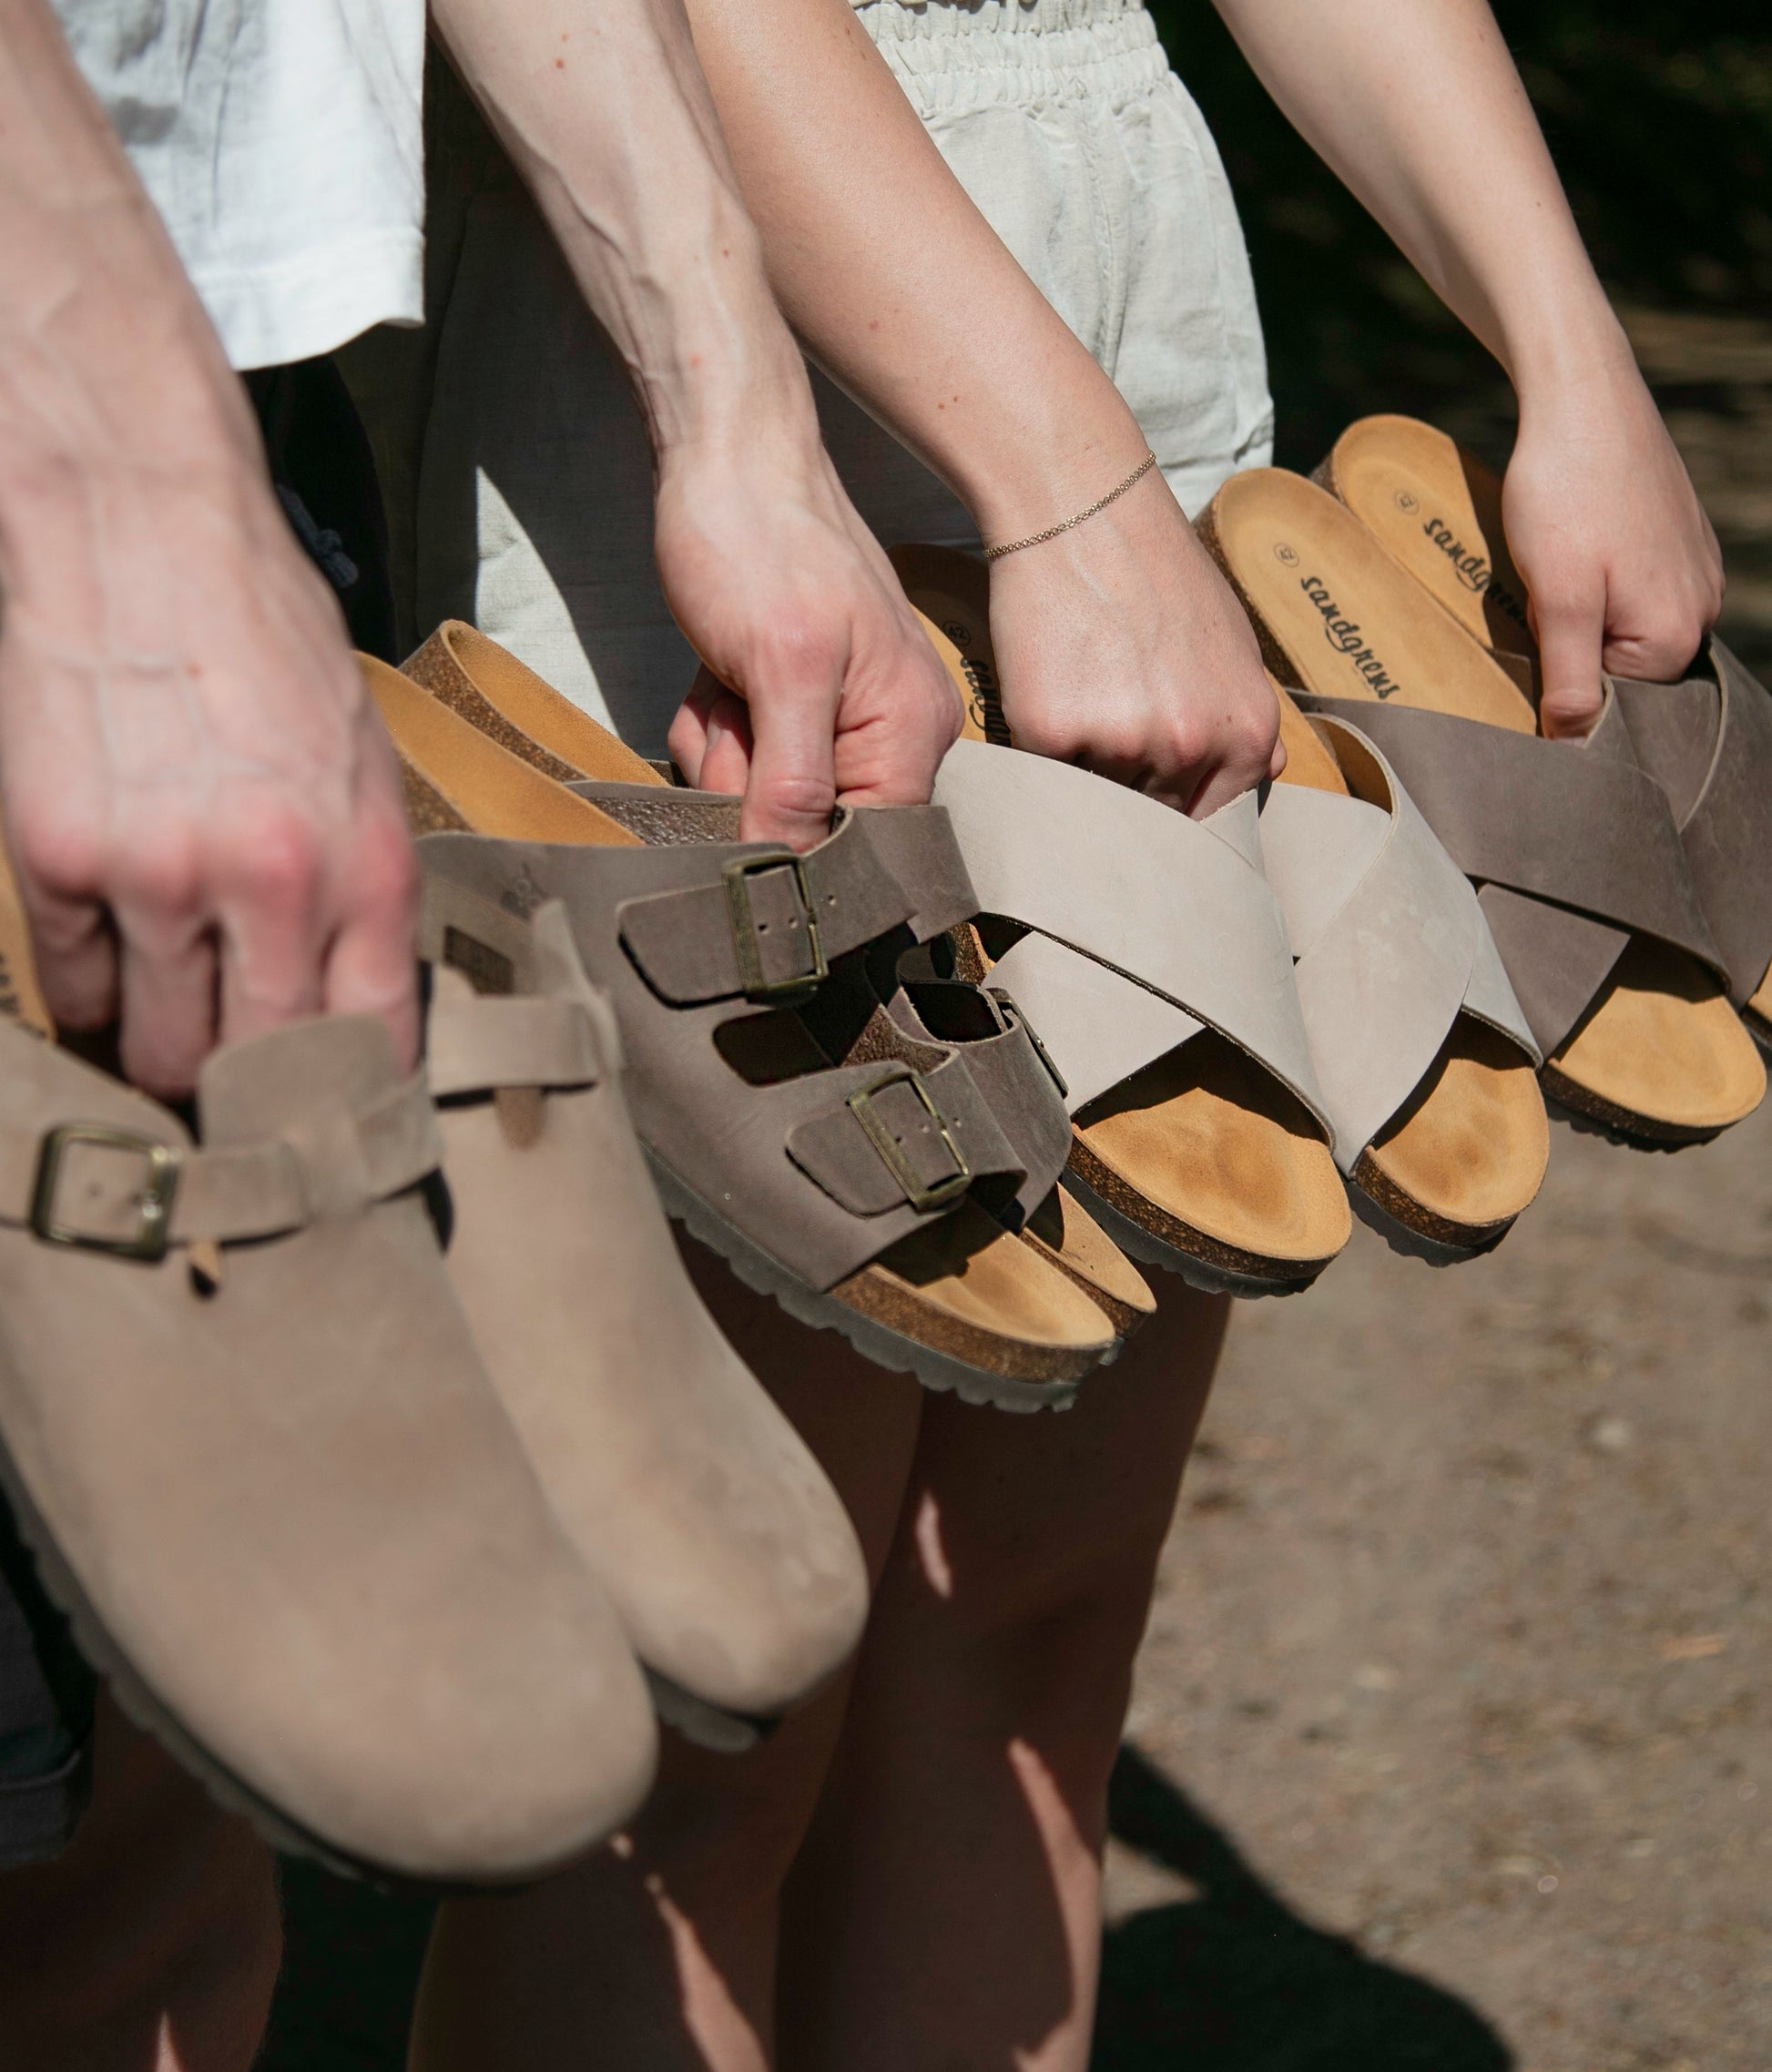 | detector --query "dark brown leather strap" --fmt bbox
[1614,638,1772,1007]
[1294,689,1726,1051]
